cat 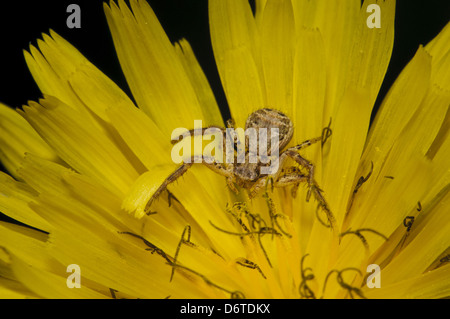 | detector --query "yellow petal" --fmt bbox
[254,0,267,27]
[0,172,50,232]
[347,0,395,105]
[46,219,211,298]
[323,89,372,226]
[380,190,450,286]
[122,167,176,219]
[0,276,38,299]
[425,22,450,70]
[356,46,432,196]
[25,32,107,125]
[397,85,450,157]
[104,0,206,135]
[351,152,432,247]
[20,97,139,196]
[0,221,49,270]
[216,47,265,127]
[67,61,136,123]
[174,39,224,126]
[0,103,58,179]
[167,165,244,260]
[209,0,264,126]
[24,41,81,113]
[365,264,450,299]
[4,247,105,298]
[289,29,327,245]
[291,28,327,218]
[294,0,394,118]
[15,160,211,297]
[0,222,104,298]
[106,101,171,169]
[292,28,326,144]
[260,0,295,114]
[424,133,450,207]
[308,0,361,118]
[16,153,139,235]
